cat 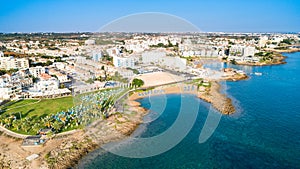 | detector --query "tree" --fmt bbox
[281,39,292,45]
[12,119,21,131]
[20,118,31,133]
[52,121,63,132]
[59,83,65,89]
[32,123,42,134]
[132,78,144,88]
[230,59,237,65]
